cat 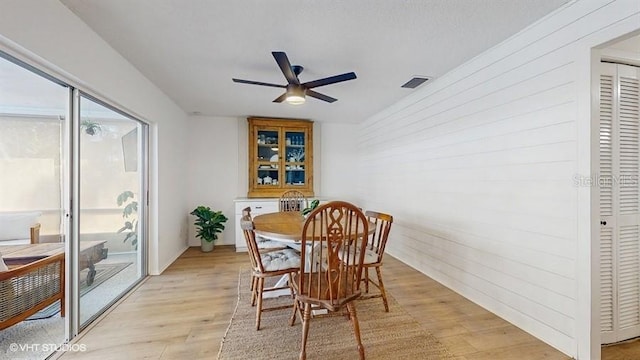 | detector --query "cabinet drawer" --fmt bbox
[249,202,278,214]
[235,199,279,215]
